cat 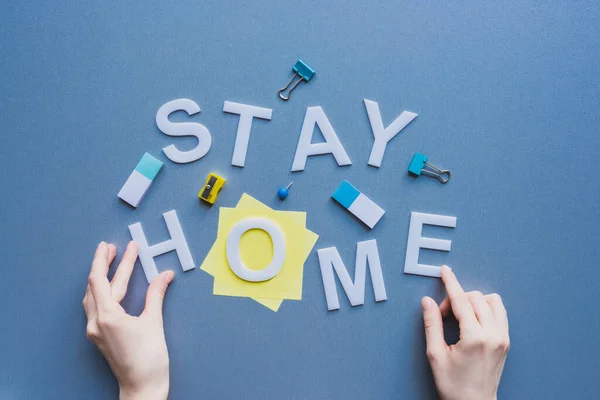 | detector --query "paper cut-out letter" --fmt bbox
[291,106,352,171]
[156,98,212,164]
[364,99,418,168]
[404,212,457,278]
[128,210,195,283]
[226,218,286,282]
[317,239,387,311]
[223,101,273,167]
